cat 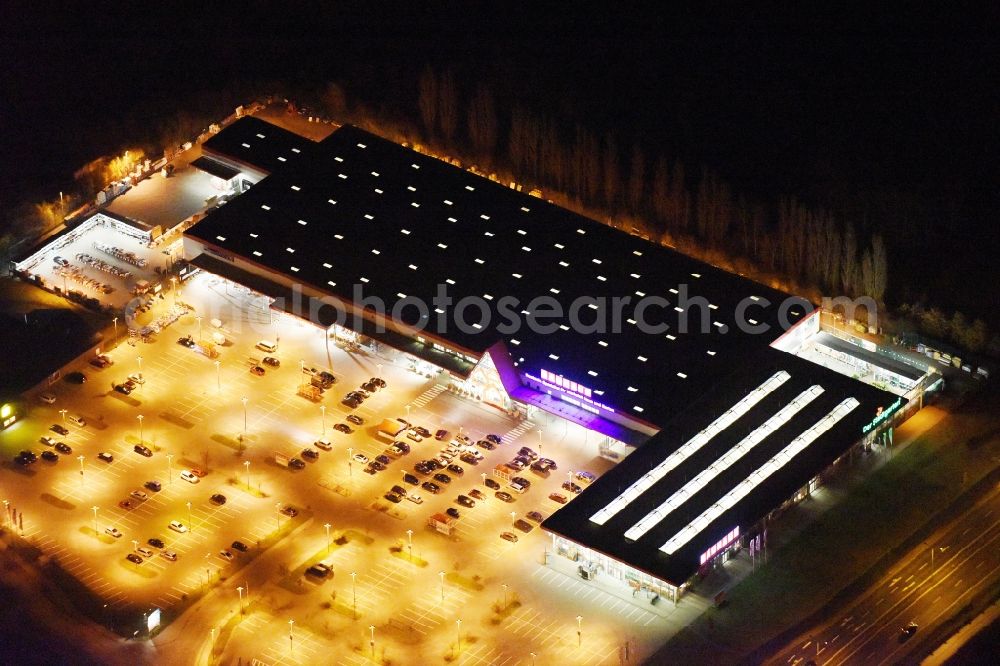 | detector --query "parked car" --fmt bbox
[435,429,450,441]
[180,470,200,483]
[280,505,299,517]
[456,495,475,508]
[346,414,364,425]
[446,507,461,519]
[97,452,114,463]
[526,511,544,523]
[134,444,153,457]
[144,480,162,492]
[262,356,280,367]
[302,448,319,461]
[168,520,188,533]
[118,499,135,510]
[518,446,539,460]
[476,439,496,451]
[468,488,485,501]
[250,365,265,376]
[486,433,503,444]
[40,436,58,447]
[421,481,441,494]
[352,453,370,464]
[126,553,144,564]
[384,492,402,503]
[446,463,465,476]
[231,540,249,552]
[495,491,514,503]
[402,473,420,486]
[433,473,452,484]
[50,424,69,436]
[562,481,583,494]
[306,563,332,578]
[218,550,234,562]
[500,531,519,543]
[514,519,534,533]
[105,526,123,538]
[460,452,481,465]
[485,478,501,490]
[130,490,148,501]
[161,551,178,561]
[288,458,306,470]
[334,423,354,434]
[210,493,227,505]
[148,538,165,549]
[136,546,154,558]
[55,442,72,454]
[406,493,423,504]
[64,371,87,384]
[367,460,386,472]
[549,493,568,504]
[190,468,208,477]
[39,392,57,404]
[314,439,333,451]
[40,450,58,462]
[574,471,597,485]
